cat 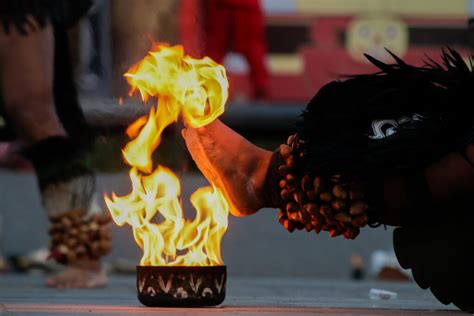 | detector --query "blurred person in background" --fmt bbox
[0,0,111,288]
[204,0,269,100]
